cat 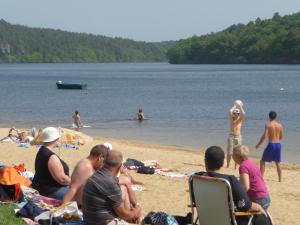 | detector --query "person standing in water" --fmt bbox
[226,100,245,169]
[256,111,283,182]
[72,111,82,130]
[136,109,145,121]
